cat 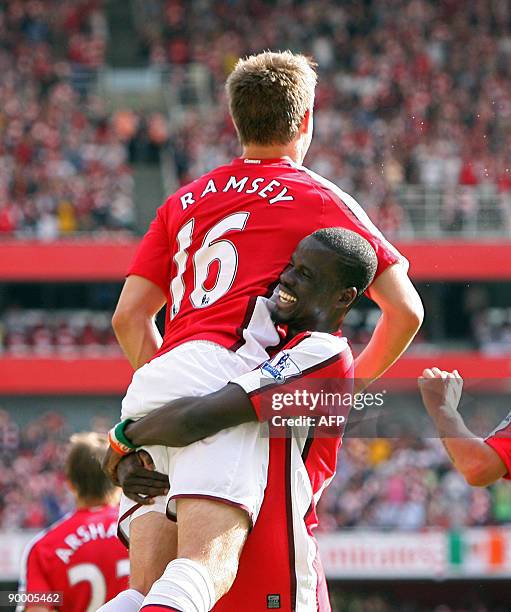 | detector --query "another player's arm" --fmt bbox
[103,385,256,500]
[111,275,166,370]
[419,368,507,486]
[108,335,350,497]
[354,263,423,390]
[125,384,256,448]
